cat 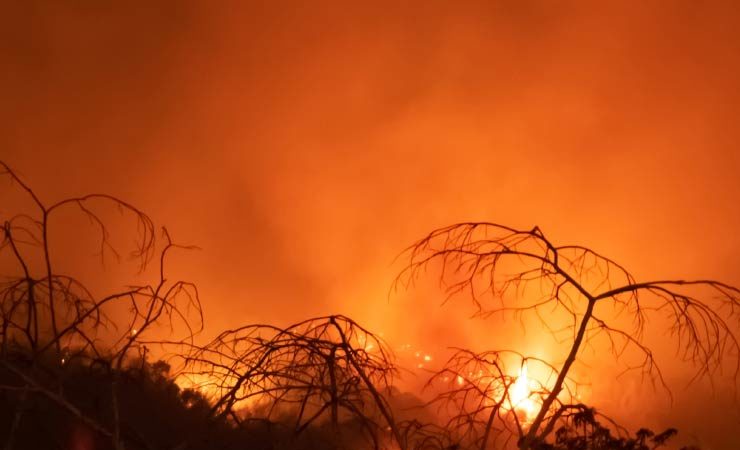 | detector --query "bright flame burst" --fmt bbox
[402,345,544,422]
[508,362,537,420]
